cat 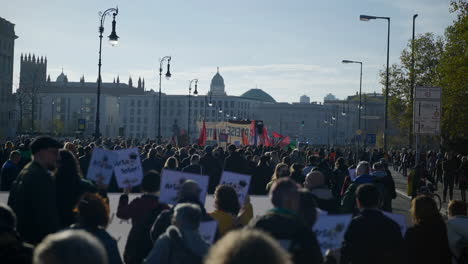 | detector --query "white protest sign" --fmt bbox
[383,212,407,235]
[313,214,352,254]
[219,171,251,205]
[86,148,117,185]
[113,148,144,188]
[159,170,209,205]
[199,220,218,244]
